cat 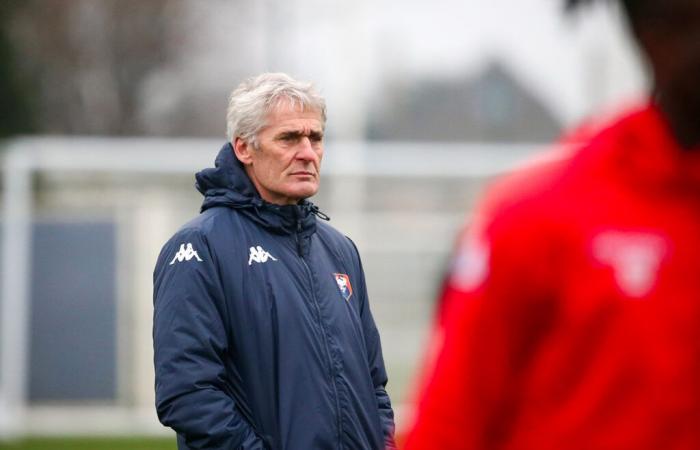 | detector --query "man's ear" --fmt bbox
[233,137,254,165]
